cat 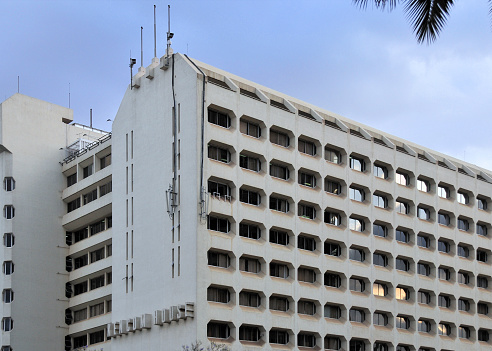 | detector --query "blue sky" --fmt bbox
[2,0,492,169]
